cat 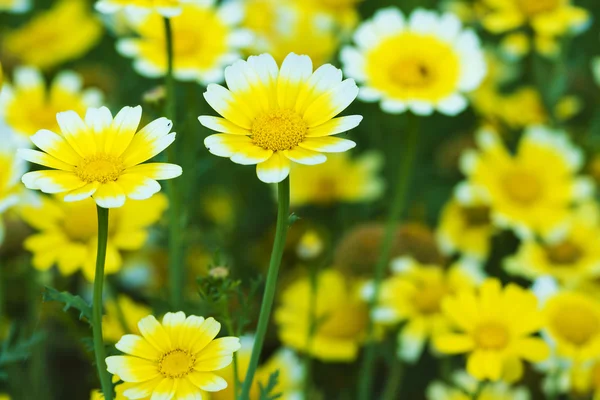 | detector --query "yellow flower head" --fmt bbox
[21,194,167,280]
[341,8,486,116]
[480,0,590,38]
[0,67,103,143]
[200,52,361,183]
[19,105,182,208]
[96,0,184,17]
[116,2,250,84]
[290,151,384,207]
[505,202,600,285]
[570,360,600,400]
[296,229,324,260]
[437,196,494,261]
[368,257,482,363]
[3,0,103,70]
[103,295,152,343]
[544,291,600,362]
[213,335,304,400]
[275,269,368,362]
[0,0,29,13]
[457,126,594,238]
[106,312,241,399]
[427,371,531,400]
[434,279,549,382]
